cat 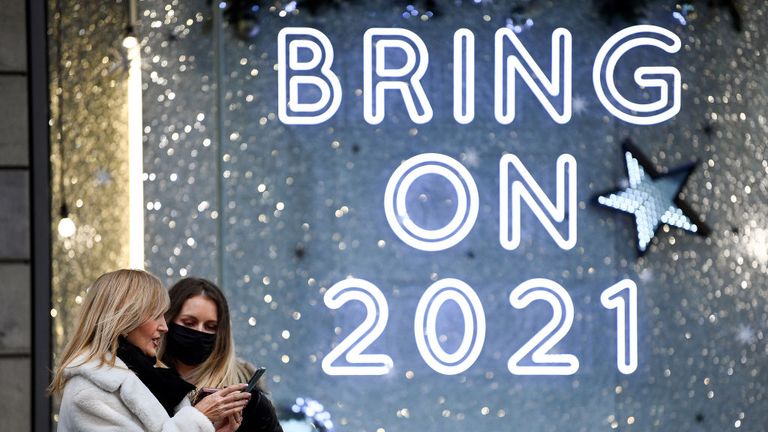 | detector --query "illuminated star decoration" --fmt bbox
[597,142,704,253]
